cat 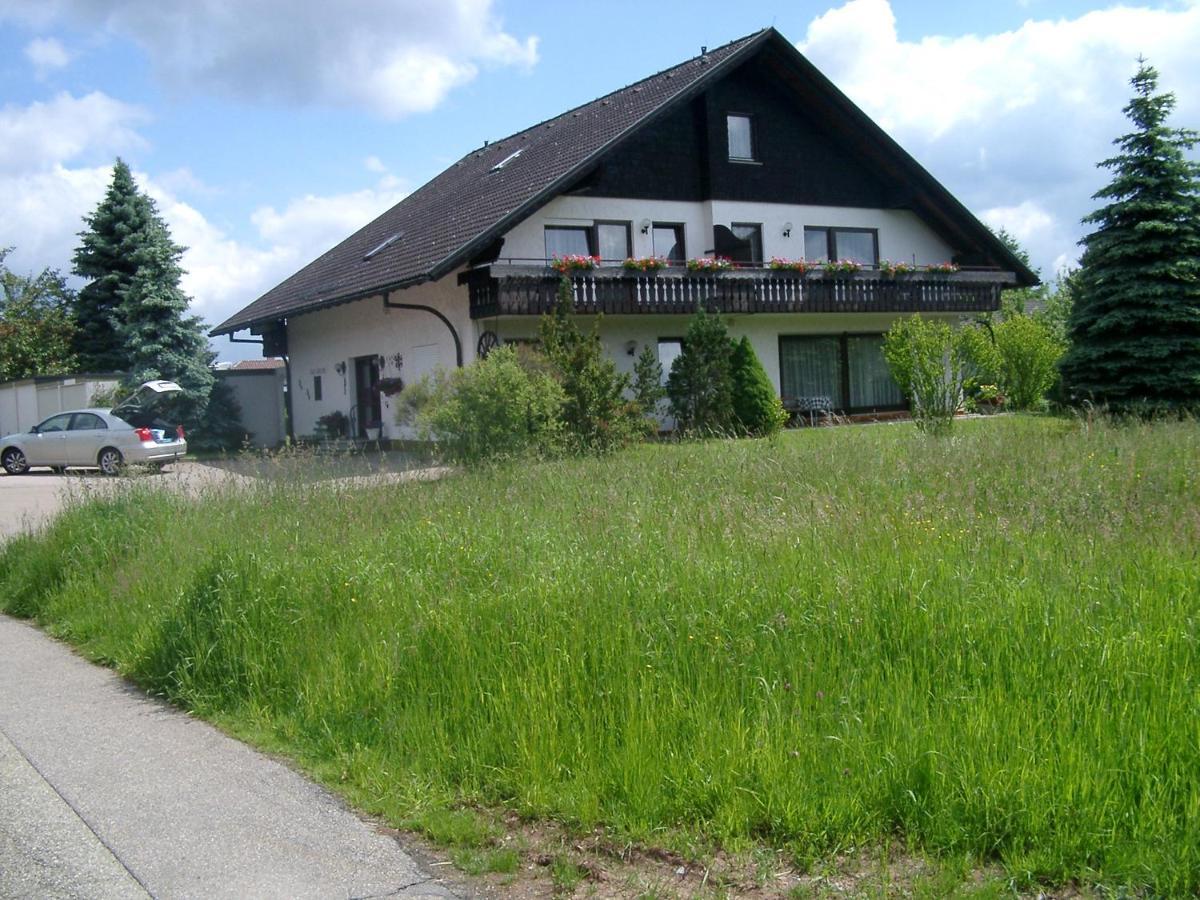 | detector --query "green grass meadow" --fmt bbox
[3,416,1198,893]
